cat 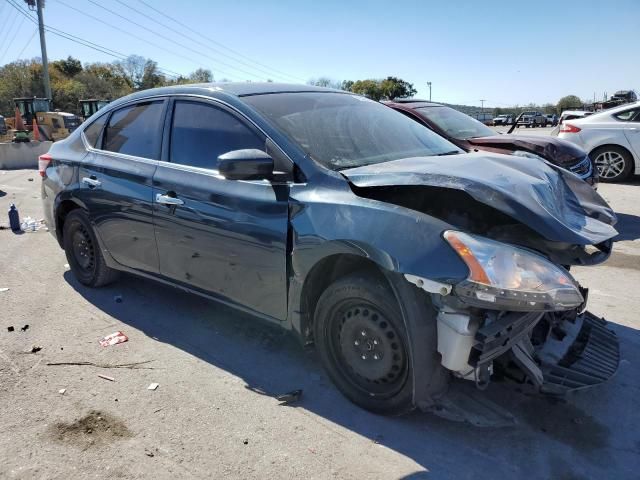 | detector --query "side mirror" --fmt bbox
[217,149,274,181]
